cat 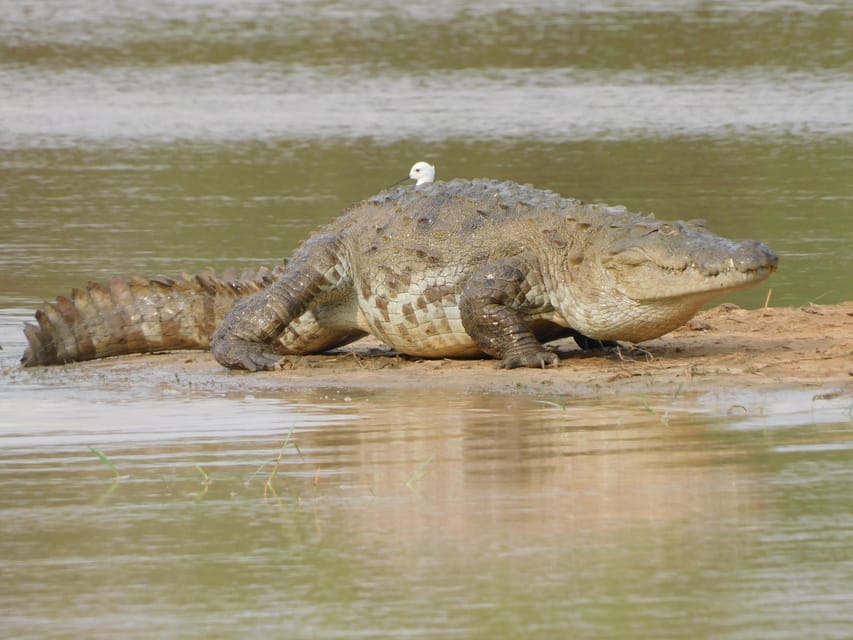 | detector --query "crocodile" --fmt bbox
[21,178,778,370]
